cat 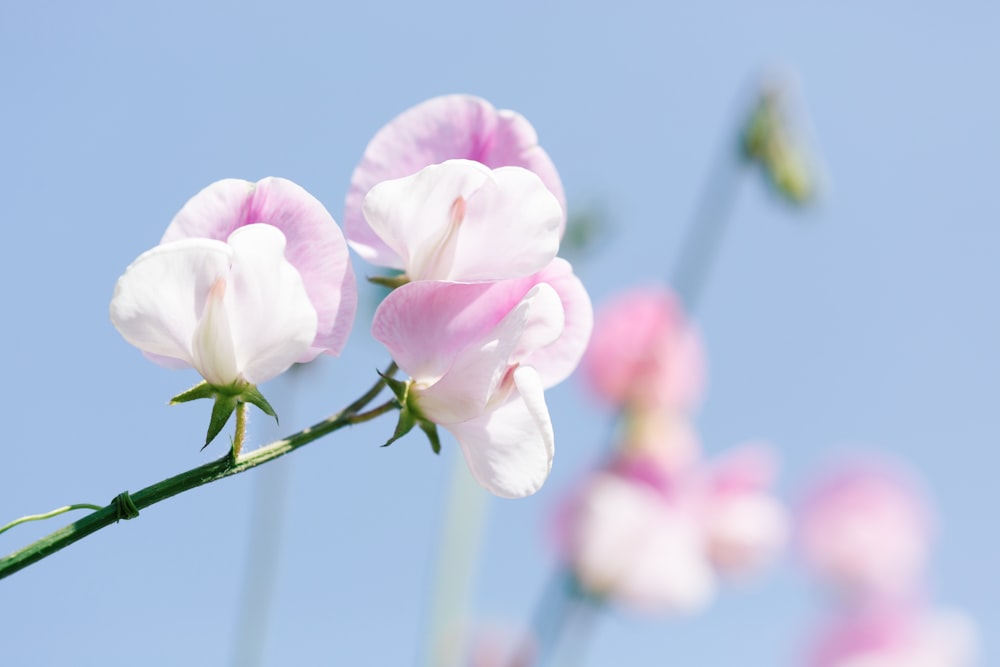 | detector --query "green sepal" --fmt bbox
[169,381,217,405]
[203,395,238,449]
[418,421,442,455]
[171,380,279,449]
[379,371,411,404]
[240,385,278,424]
[383,405,417,447]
